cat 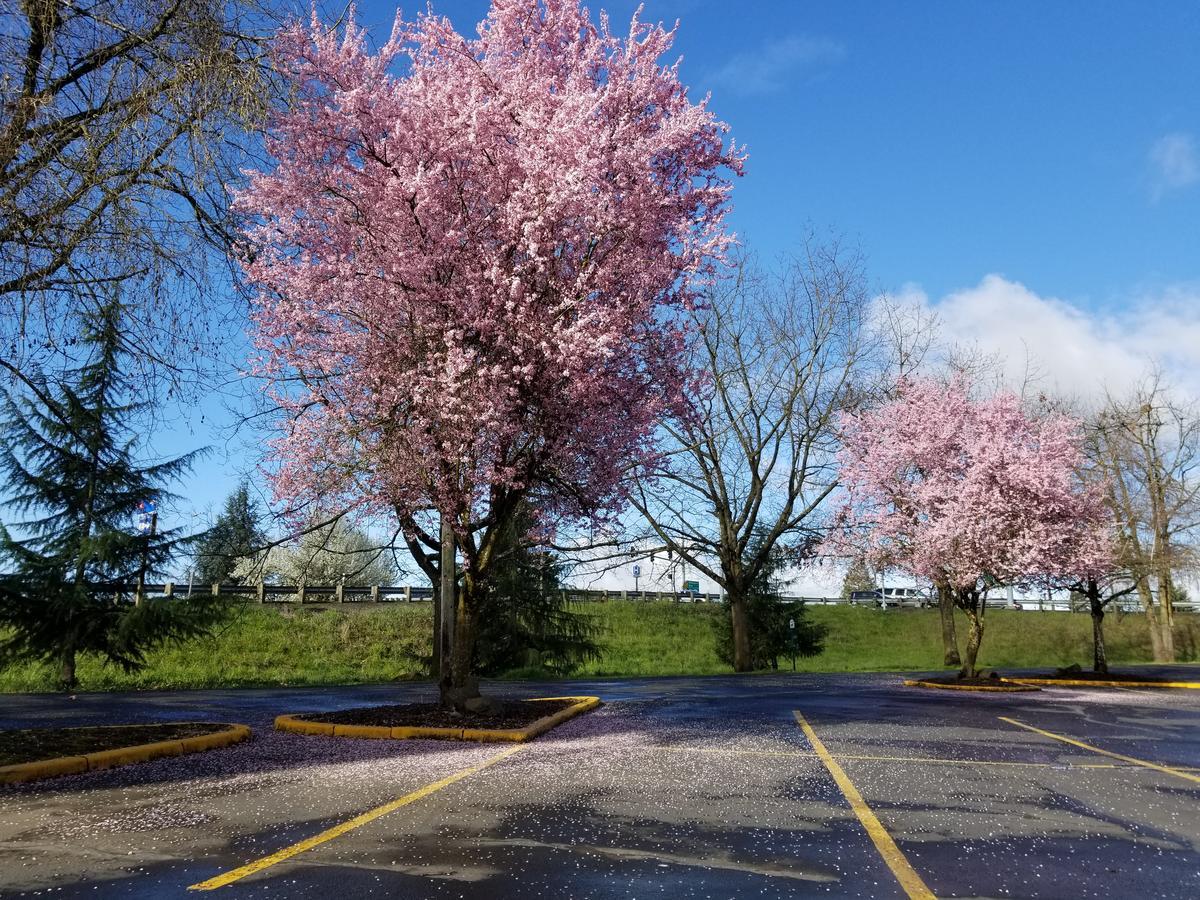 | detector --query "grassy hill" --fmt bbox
[1,601,1196,692]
